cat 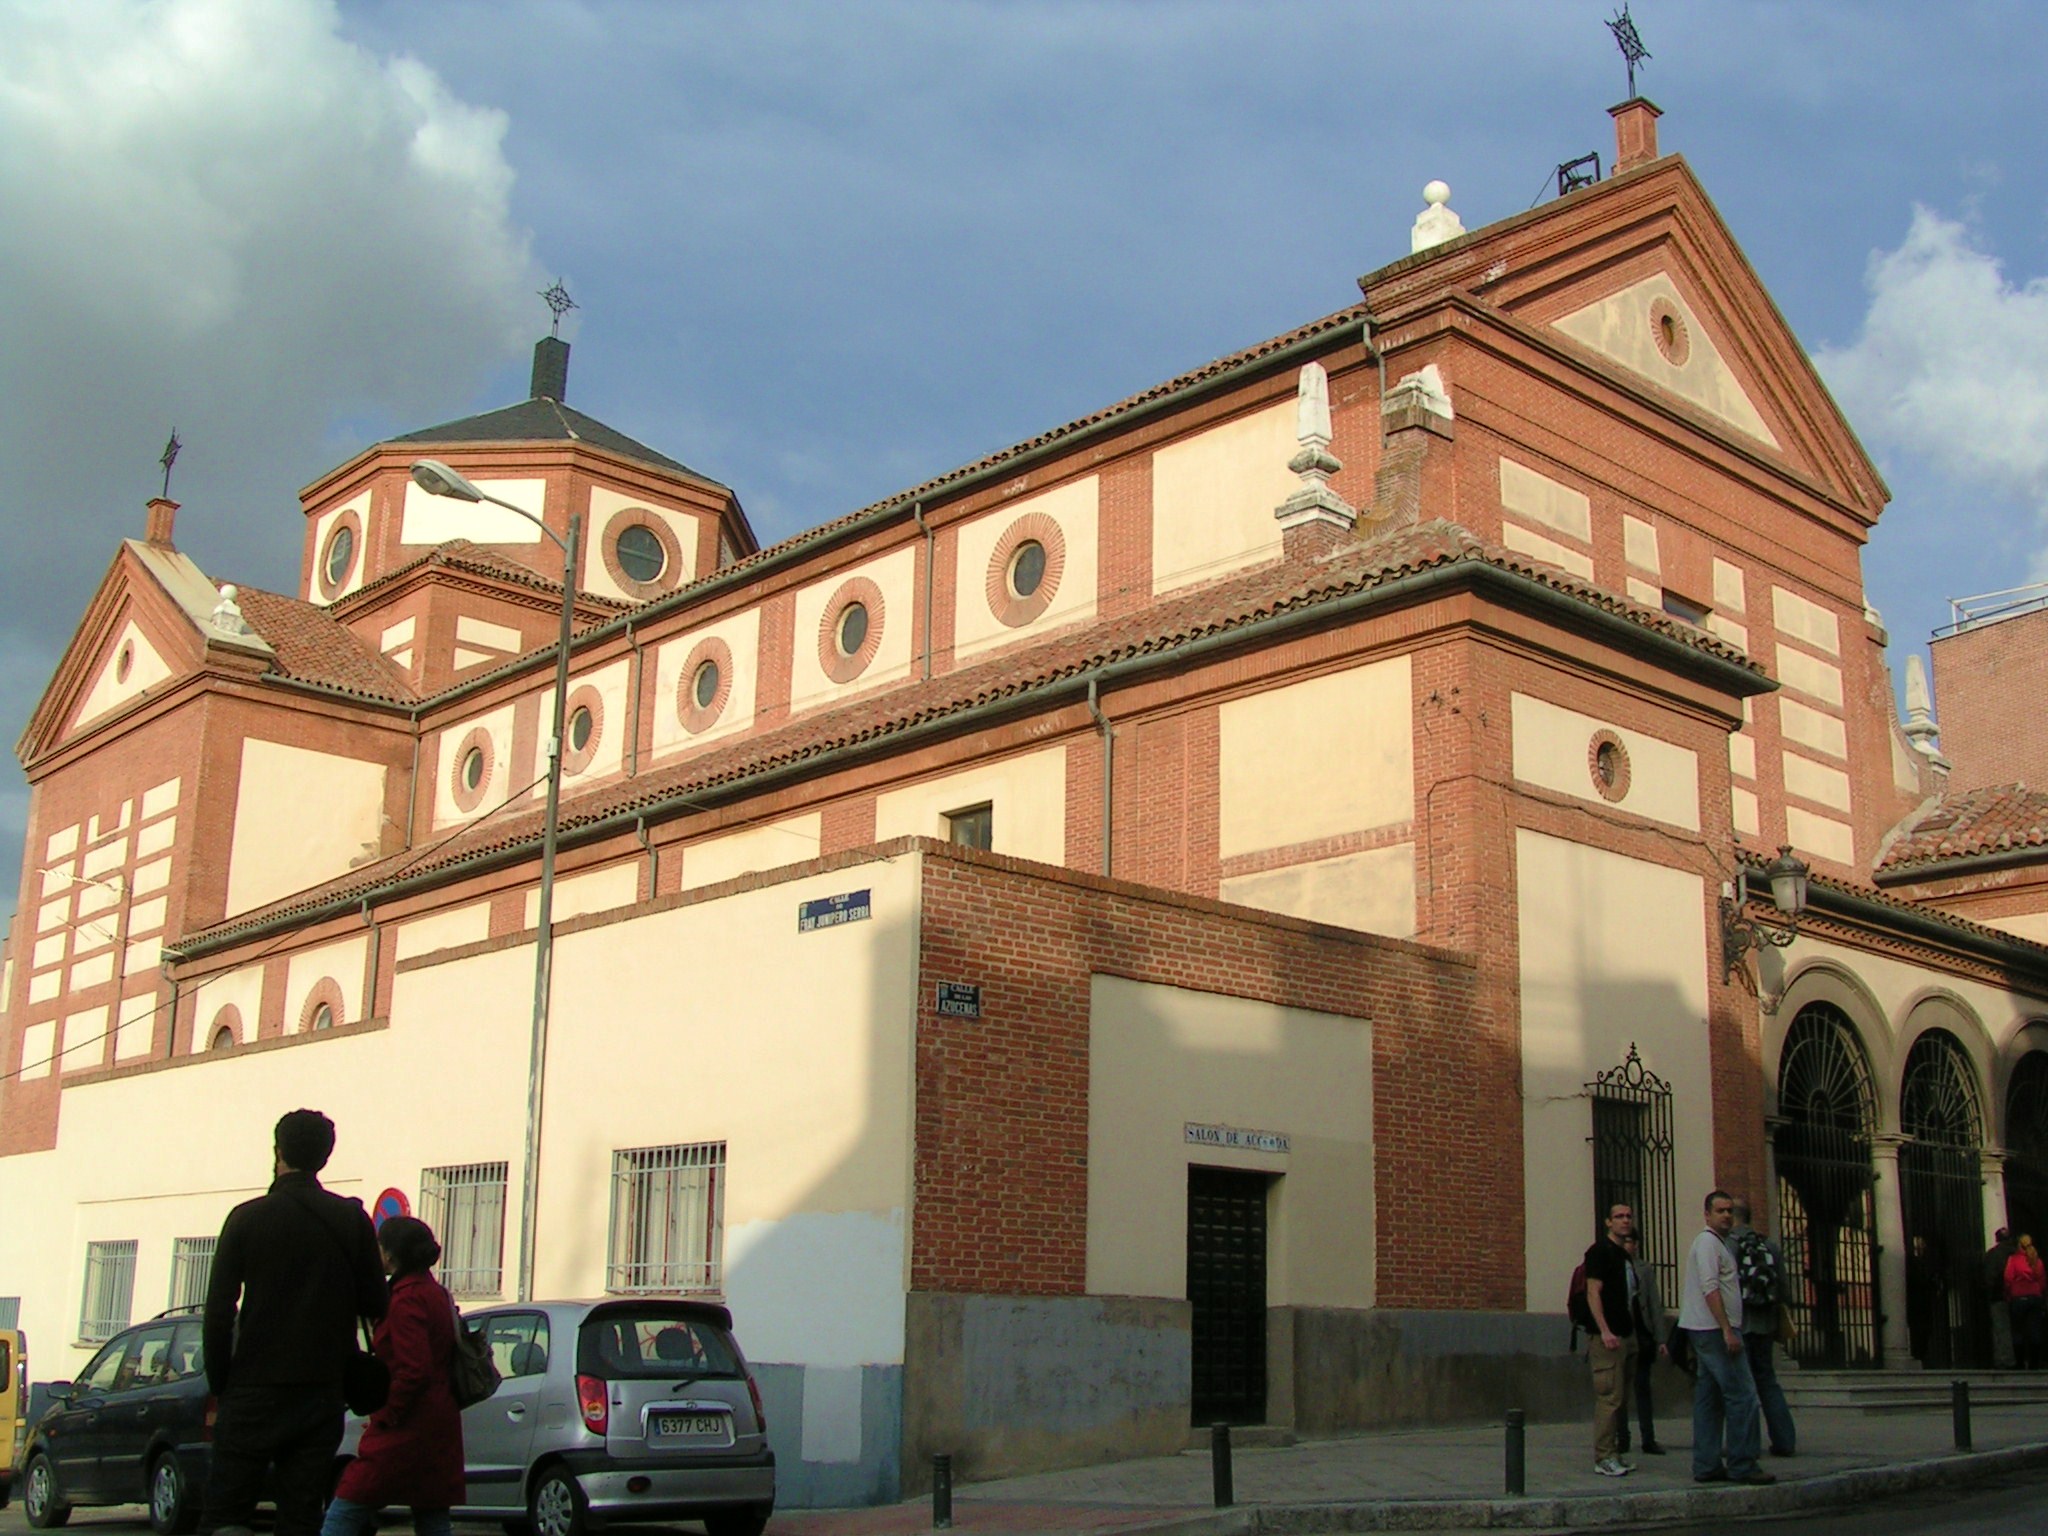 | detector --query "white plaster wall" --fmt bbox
[1218,657,1413,858]
[584,485,700,605]
[951,477,1101,660]
[394,903,493,962]
[402,478,546,545]
[1151,400,1297,593]
[186,965,266,1051]
[74,619,173,731]
[1500,459,1592,541]
[1219,844,1415,939]
[789,548,918,712]
[872,746,1066,865]
[1779,698,1847,759]
[1086,976,1373,1309]
[1981,911,2048,945]
[650,609,762,760]
[1776,647,1844,708]
[1502,523,1594,580]
[533,659,632,797]
[522,862,641,928]
[681,815,823,890]
[1785,805,1855,866]
[432,704,516,831]
[1516,829,1714,1311]
[283,935,369,1033]
[1511,694,1700,832]
[1771,586,1841,656]
[225,740,388,917]
[1553,273,1779,447]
